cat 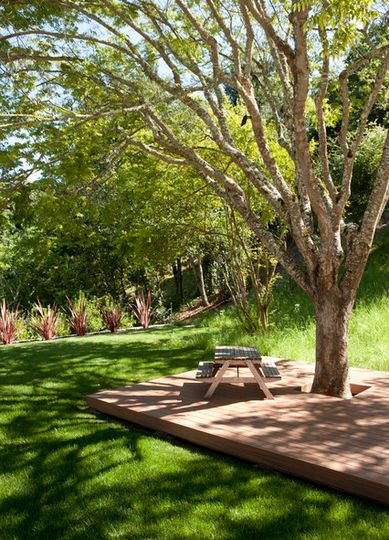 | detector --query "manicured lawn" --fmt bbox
[1,324,389,540]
